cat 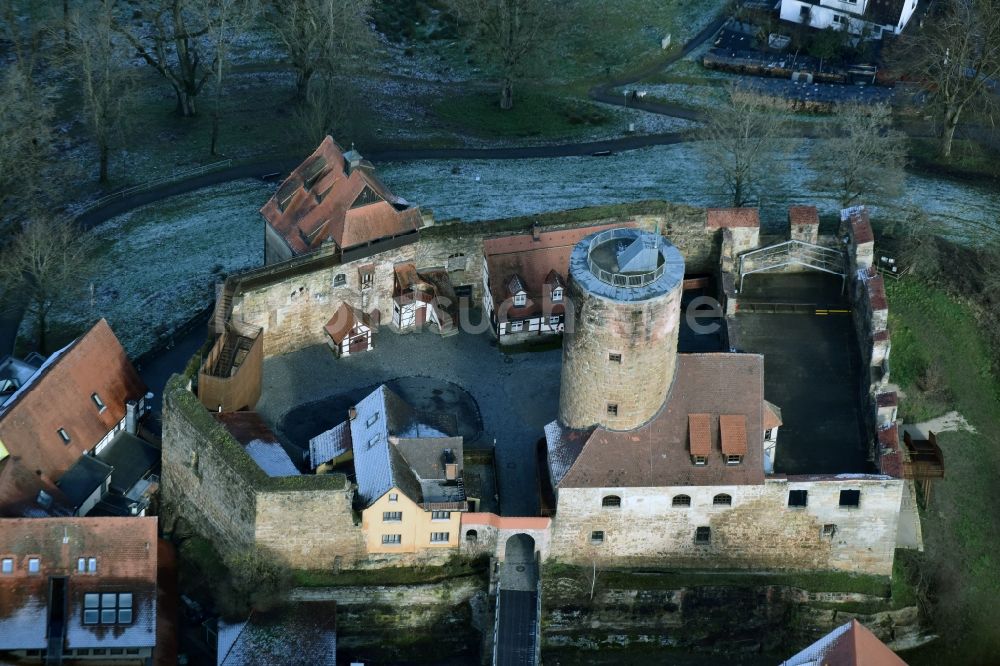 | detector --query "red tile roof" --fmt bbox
[850,209,874,244]
[688,414,712,456]
[706,208,760,229]
[826,619,908,666]
[0,319,145,481]
[484,222,635,322]
[877,425,904,478]
[720,414,748,455]
[323,302,368,344]
[788,206,819,227]
[551,353,767,488]
[763,400,783,430]
[0,456,70,517]
[260,136,422,257]
[0,516,158,651]
[868,275,887,311]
